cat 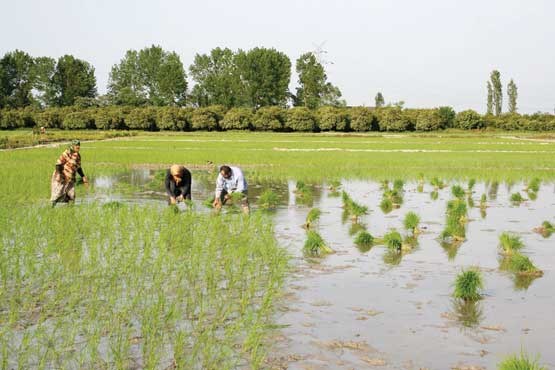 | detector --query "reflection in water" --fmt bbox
[430,191,439,200]
[488,181,499,200]
[383,250,403,266]
[440,240,462,261]
[349,222,366,236]
[451,299,484,328]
